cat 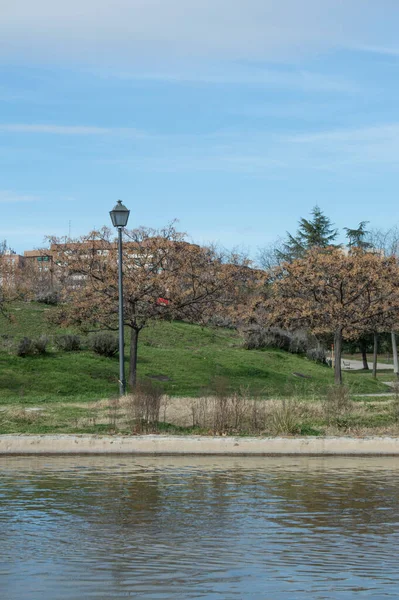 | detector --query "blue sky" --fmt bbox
[2,0,399,255]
